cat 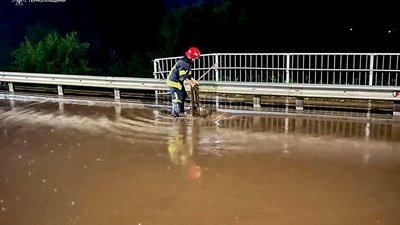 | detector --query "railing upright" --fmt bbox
[153,60,159,104]
[215,54,219,82]
[369,54,374,86]
[285,54,290,84]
